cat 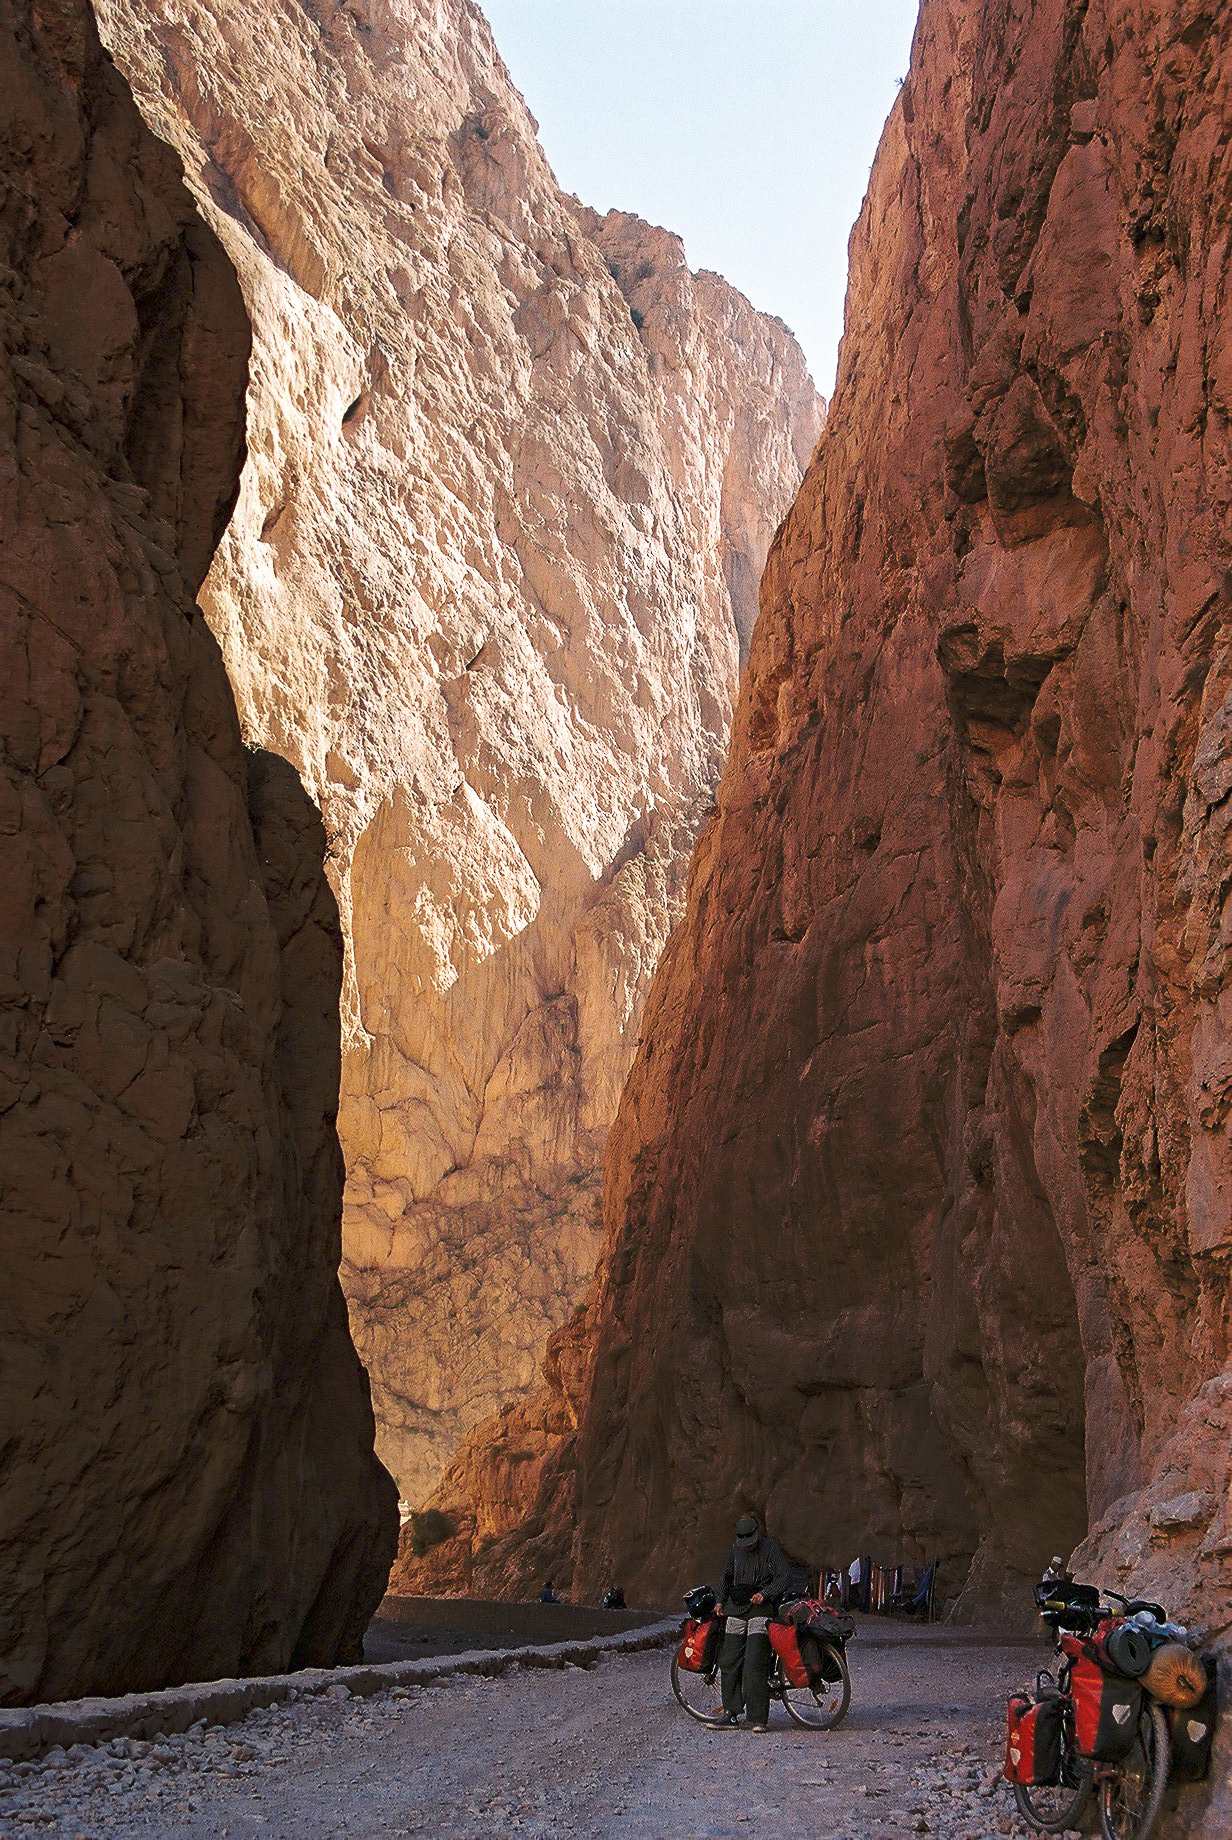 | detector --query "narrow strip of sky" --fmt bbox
[481,0,921,396]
